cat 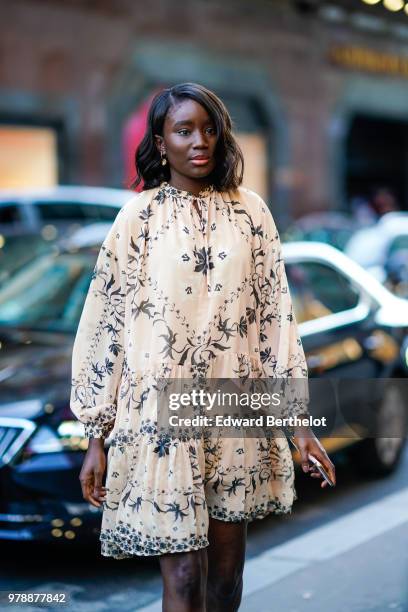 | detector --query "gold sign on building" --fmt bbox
[329,45,408,78]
